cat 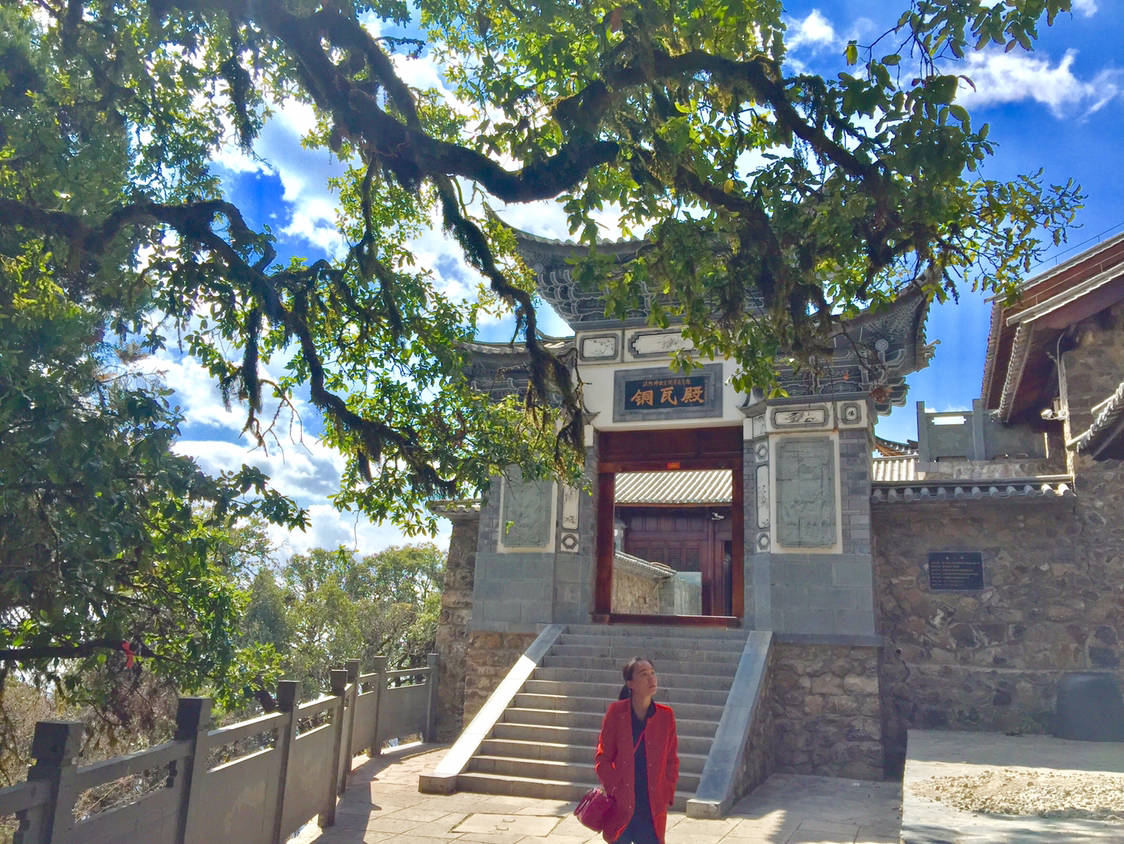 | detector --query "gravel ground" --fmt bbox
[910,769,1124,822]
